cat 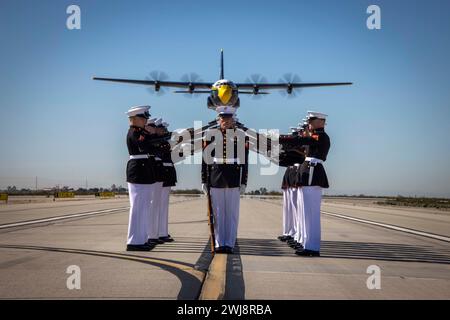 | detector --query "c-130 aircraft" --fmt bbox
[93,49,352,111]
